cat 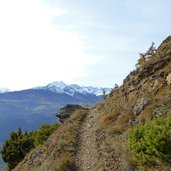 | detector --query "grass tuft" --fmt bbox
[56,156,76,171]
